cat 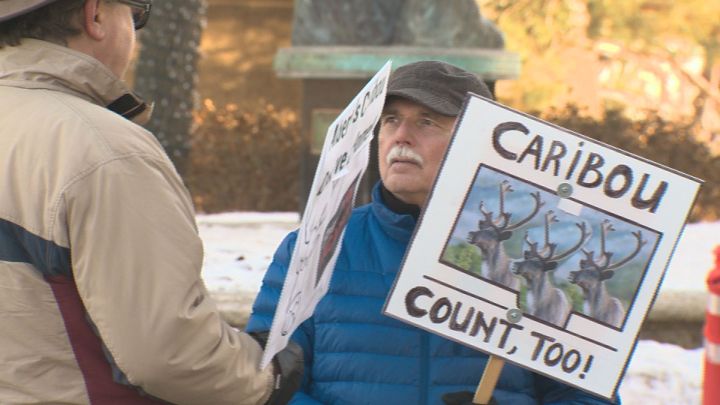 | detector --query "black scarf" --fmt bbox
[379,183,420,220]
